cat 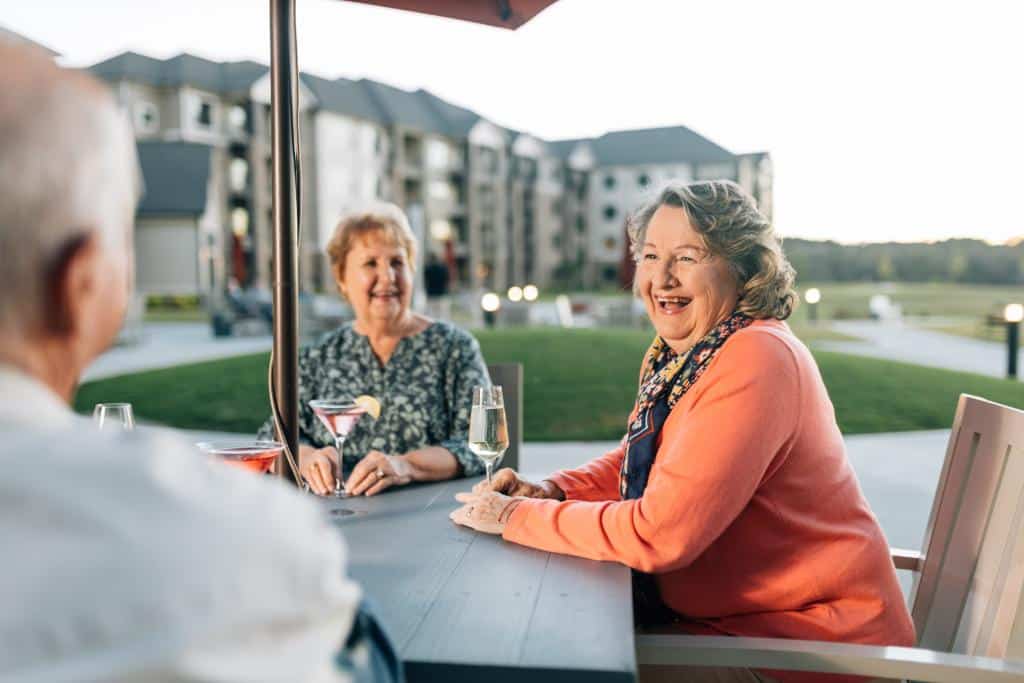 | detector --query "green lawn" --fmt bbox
[75,327,1024,441]
[792,282,1022,323]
